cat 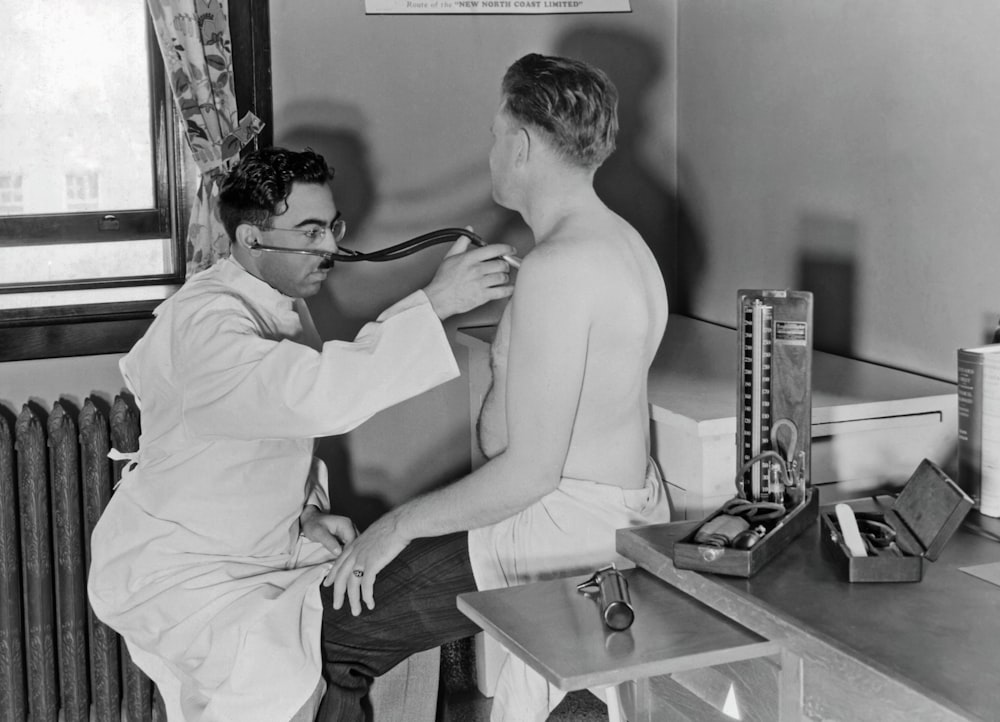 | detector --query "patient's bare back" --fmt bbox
[478,210,667,489]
